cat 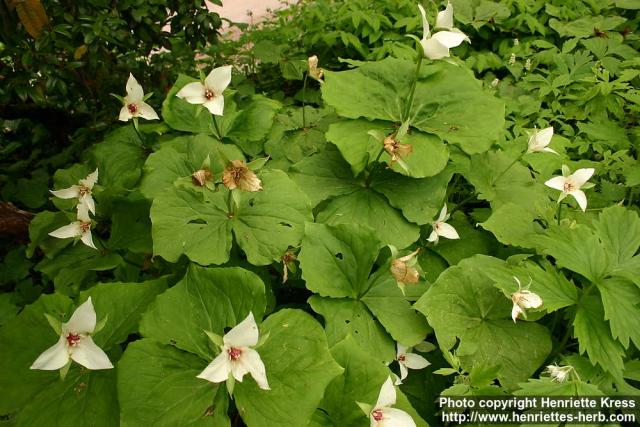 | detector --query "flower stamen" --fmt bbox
[204,89,215,100]
[127,103,138,114]
[372,409,384,421]
[228,347,242,361]
[66,333,81,347]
